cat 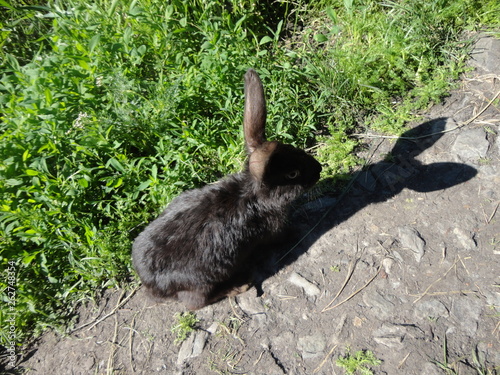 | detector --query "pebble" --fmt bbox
[331,314,349,344]
[297,332,326,359]
[362,290,397,320]
[398,226,426,262]
[414,299,449,320]
[288,272,321,297]
[451,128,489,164]
[373,324,405,348]
[451,297,483,336]
[373,323,425,349]
[176,328,212,365]
[237,290,267,317]
[470,36,500,74]
[452,228,477,251]
[381,258,394,275]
